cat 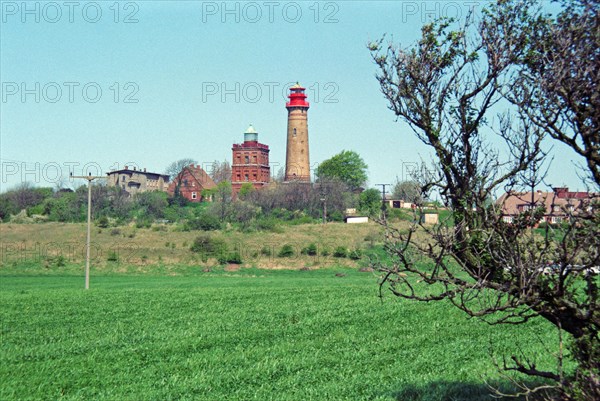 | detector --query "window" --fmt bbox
[293,128,297,137]
[191,192,197,200]
[245,174,249,181]
[245,155,250,164]
[121,176,126,182]
[183,179,188,187]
